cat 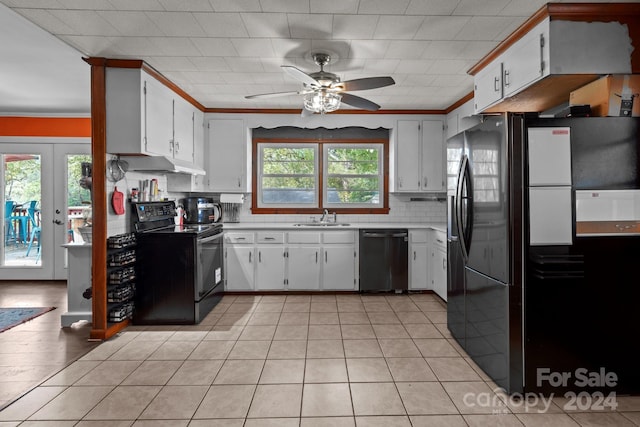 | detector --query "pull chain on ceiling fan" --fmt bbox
[245,53,395,116]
